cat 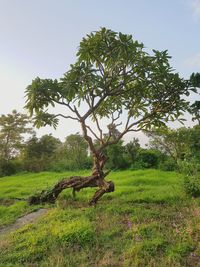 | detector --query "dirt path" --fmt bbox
[0,208,48,236]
